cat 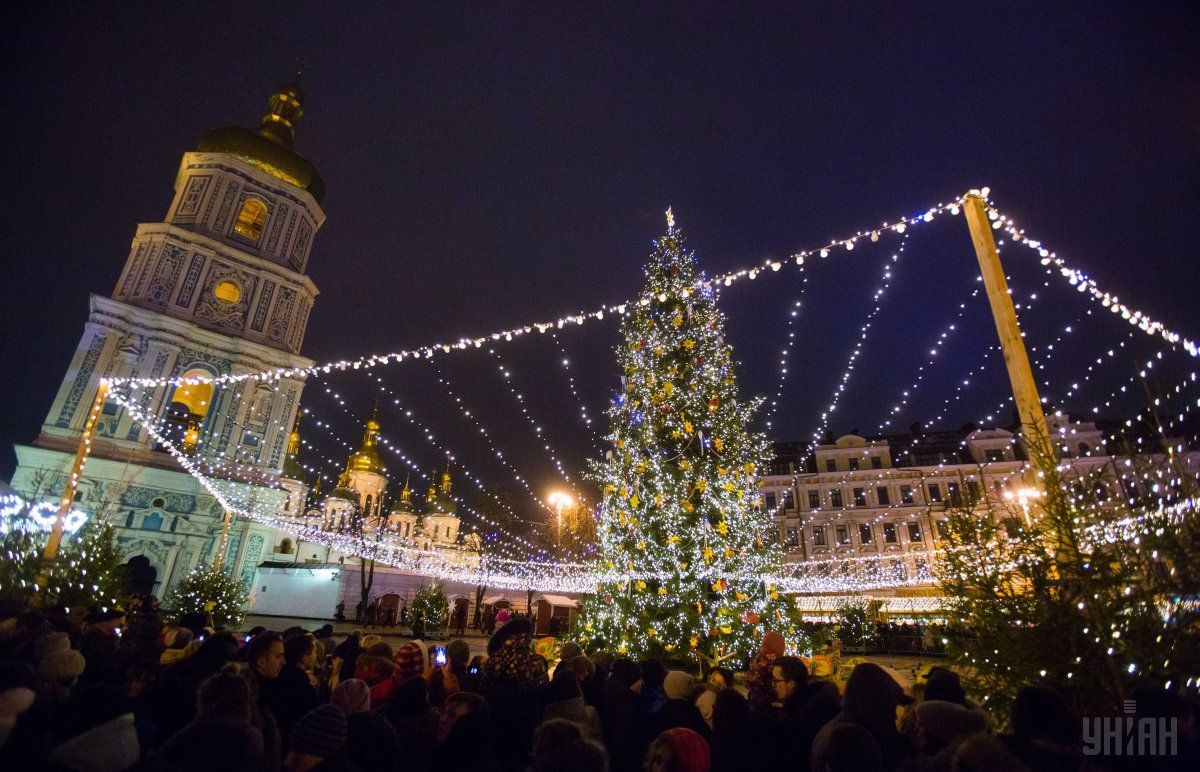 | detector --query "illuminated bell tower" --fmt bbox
[9,82,325,595]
